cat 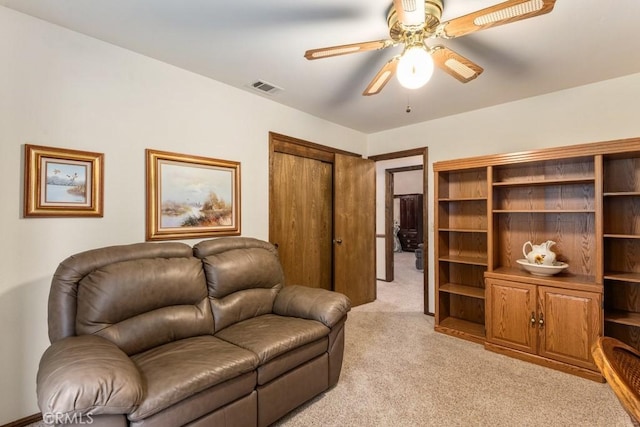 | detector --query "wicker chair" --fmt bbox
[592,337,640,426]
